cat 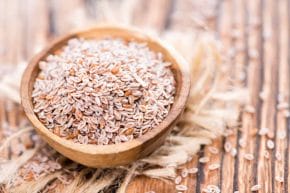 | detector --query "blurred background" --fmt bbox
[0,0,218,67]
